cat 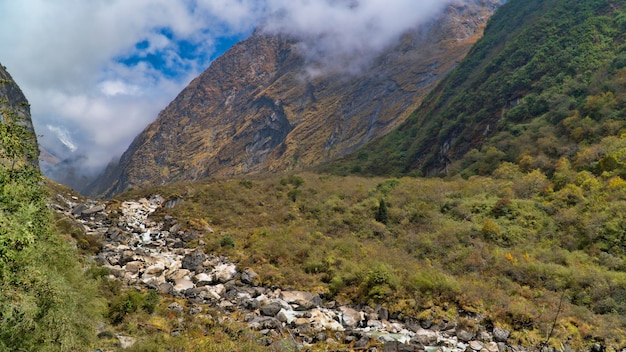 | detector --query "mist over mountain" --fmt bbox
[87,1,501,197]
